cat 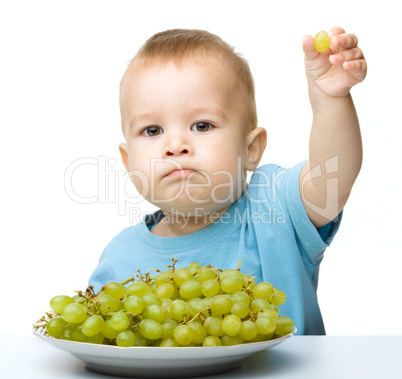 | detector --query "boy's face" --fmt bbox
[119,56,252,216]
